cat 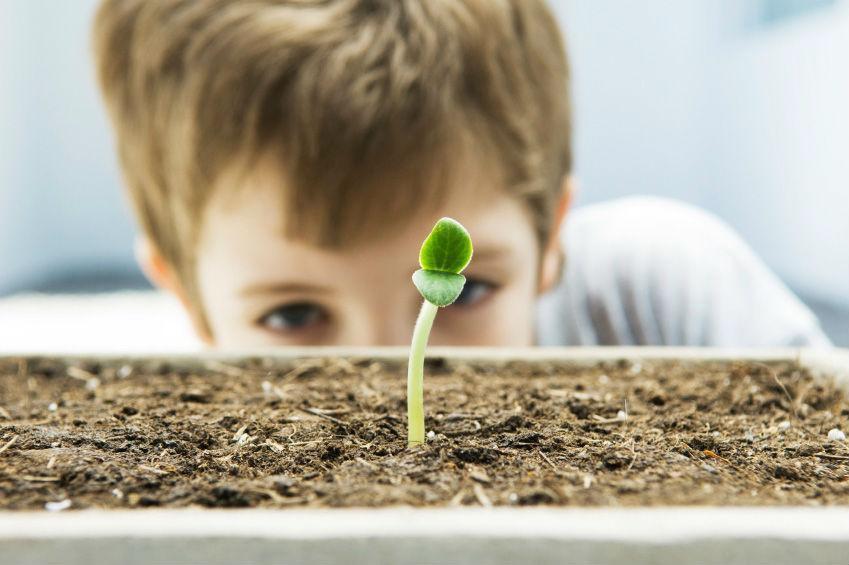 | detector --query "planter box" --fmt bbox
[1,347,848,564]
